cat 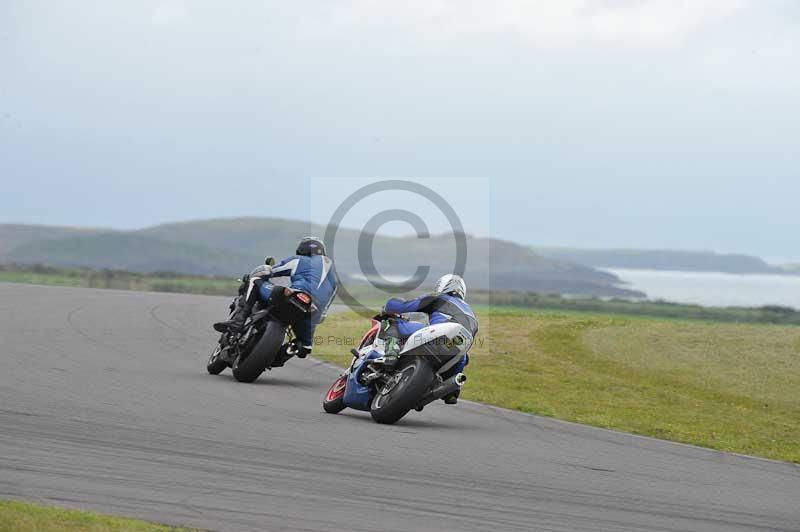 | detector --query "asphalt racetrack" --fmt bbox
[1,283,798,531]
